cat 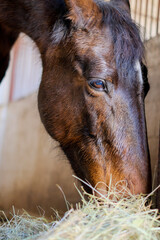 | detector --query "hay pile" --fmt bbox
[0,182,160,240]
